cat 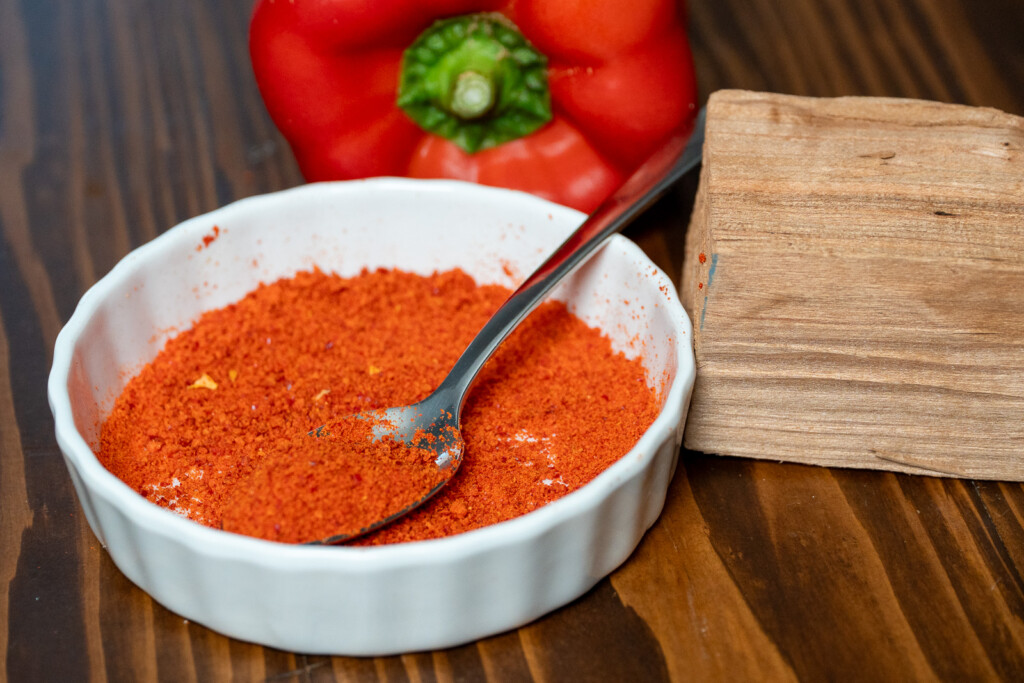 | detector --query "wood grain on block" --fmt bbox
[681,90,1024,480]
